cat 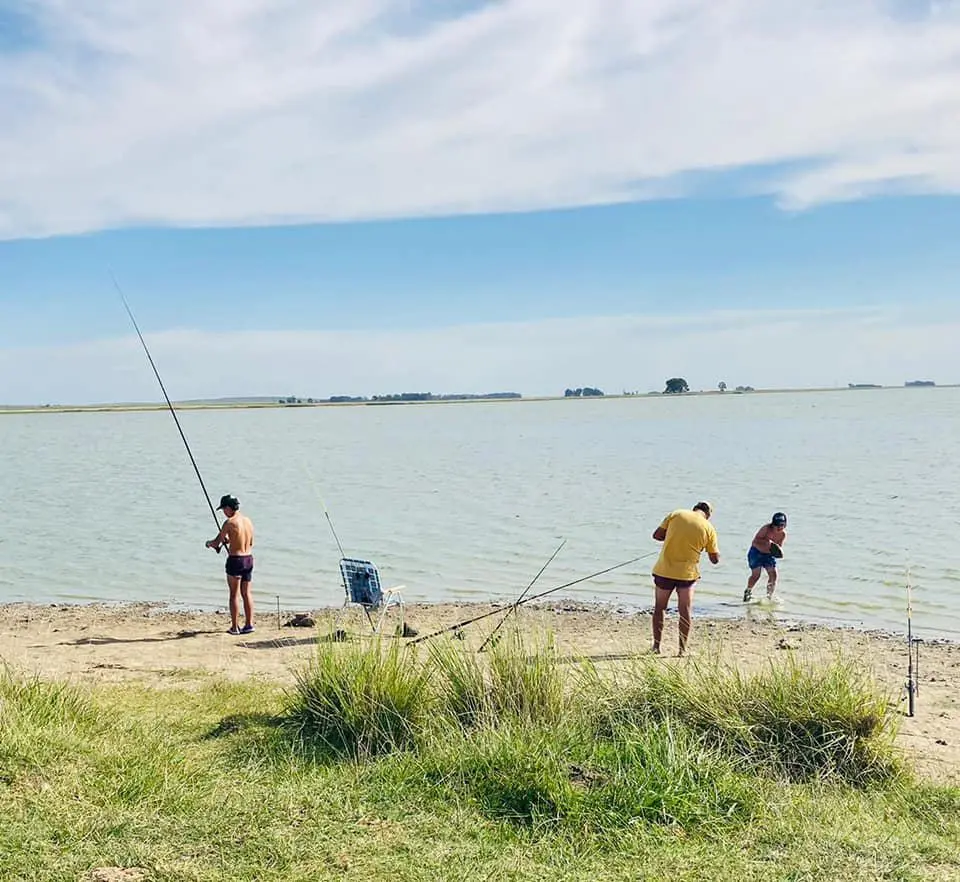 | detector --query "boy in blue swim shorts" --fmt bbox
[743,512,787,602]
